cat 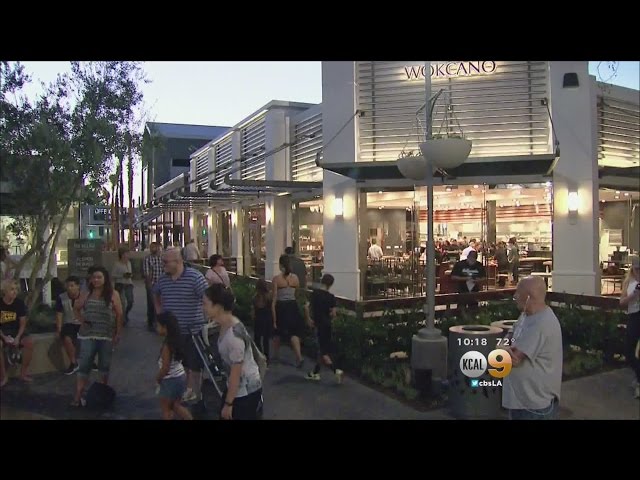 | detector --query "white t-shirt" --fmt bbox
[217,320,262,398]
[502,307,563,410]
[460,246,475,261]
[626,279,640,314]
[368,244,383,260]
